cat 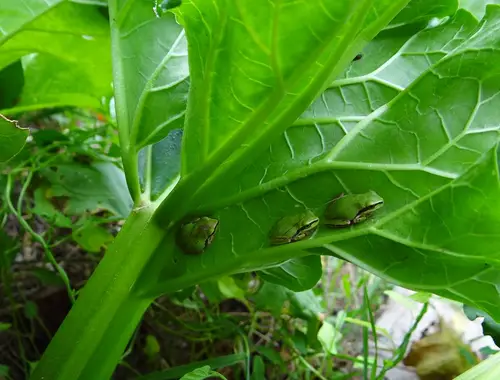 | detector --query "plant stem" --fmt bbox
[30,207,164,380]
[5,174,75,303]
